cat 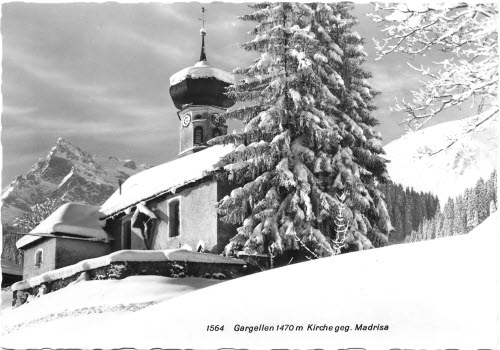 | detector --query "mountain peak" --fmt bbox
[56,137,70,144]
[2,139,151,225]
[48,137,95,166]
[54,137,80,150]
[54,137,79,151]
